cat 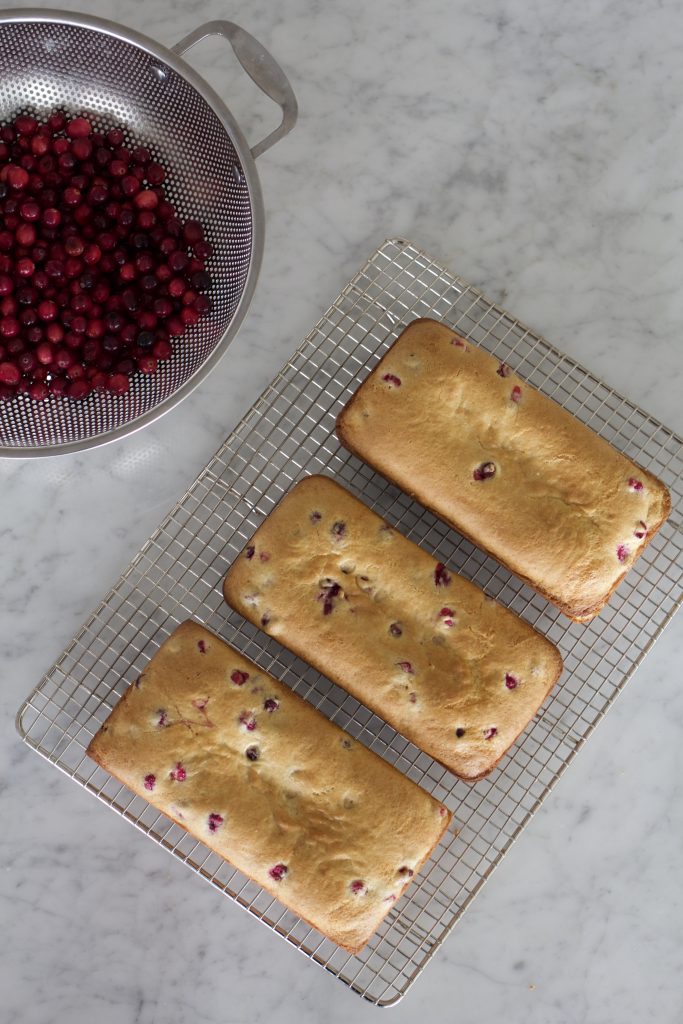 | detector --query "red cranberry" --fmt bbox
[382,372,401,387]
[107,373,130,395]
[634,520,648,539]
[628,478,644,492]
[617,544,629,563]
[483,727,497,740]
[239,711,257,732]
[505,673,518,689]
[397,660,414,673]
[67,117,91,139]
[231,670,249,685]
[208,813,223,833]
[245,745,259,761]
[67,379,92,399]
[434,562,451,587]
[350,880,366,895]
[169,762,187,782]
[389,622,403,636]
[5,165,29,189]
[263,698,279,713]
[143,773,156,791]
[511,385,522,403]
[439,607,454,626]
[473,462,496,480]
[0,362,20,385]
[269,863,287,881]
